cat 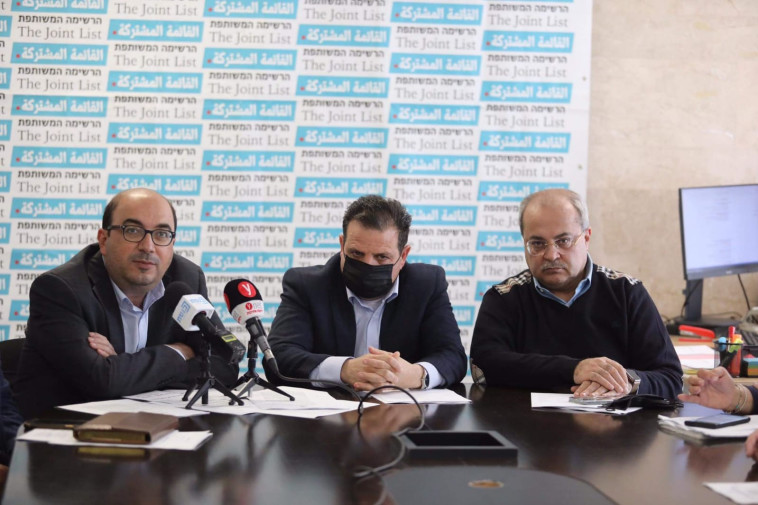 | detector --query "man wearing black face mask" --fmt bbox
[266,195,467,391]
